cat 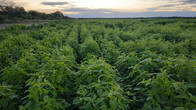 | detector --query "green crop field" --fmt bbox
[0,19,195,110]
